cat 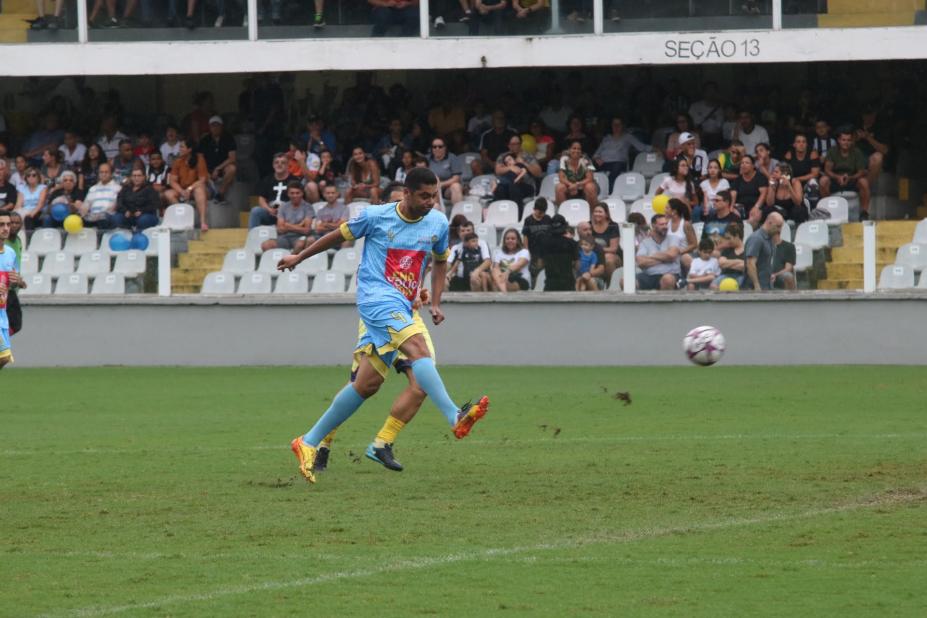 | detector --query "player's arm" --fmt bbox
[278,227,347,271]
[430,257,448,325]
